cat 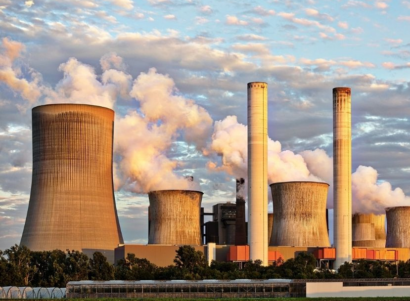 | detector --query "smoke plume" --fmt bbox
[0,38,42,104]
